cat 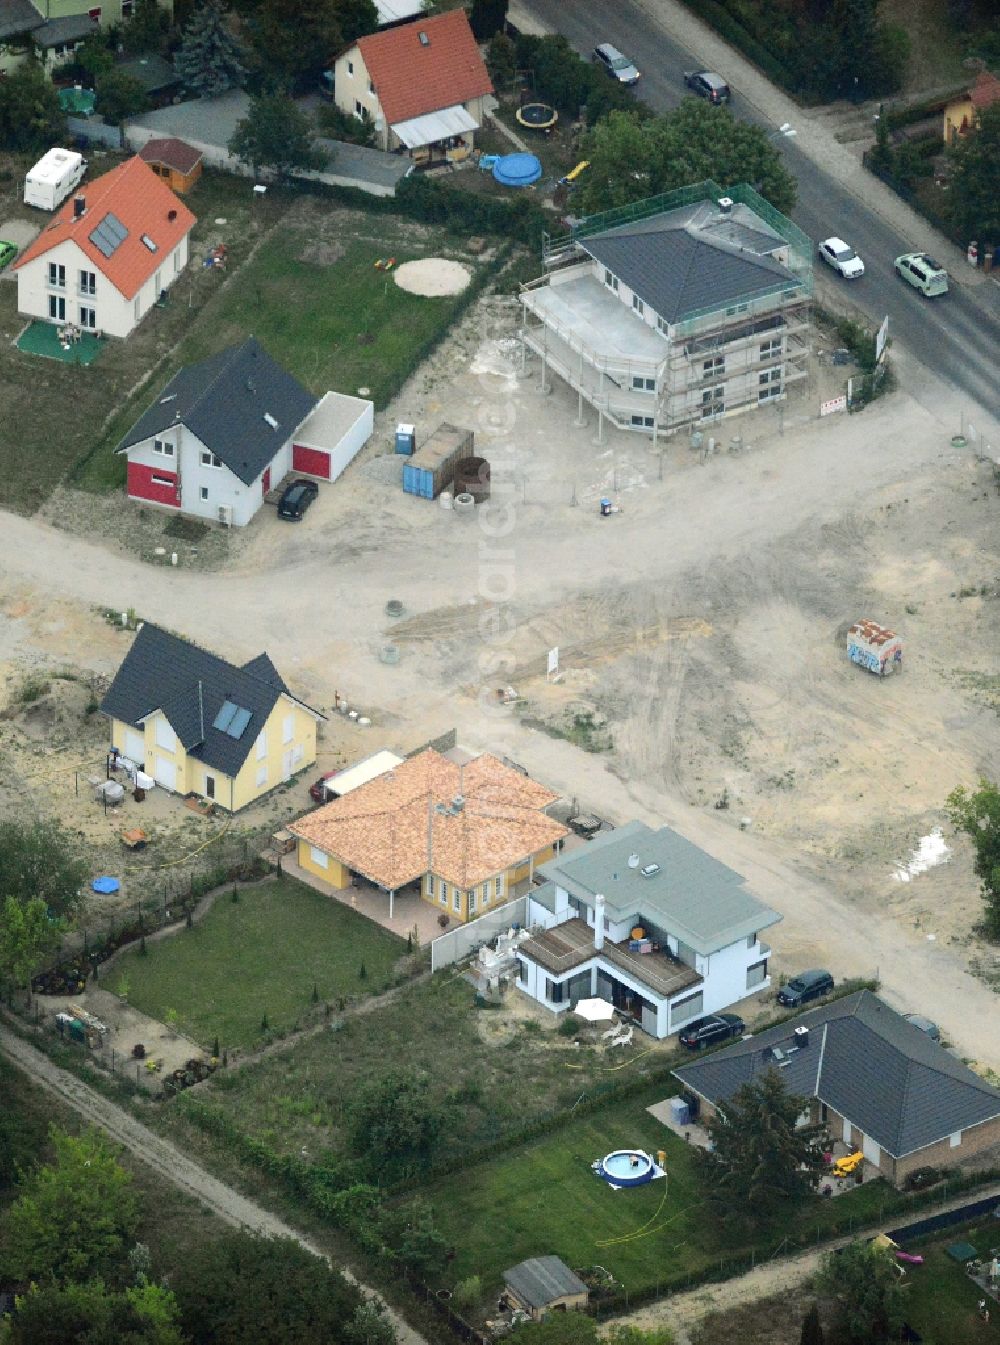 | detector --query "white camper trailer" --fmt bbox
[24,149,87,211]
